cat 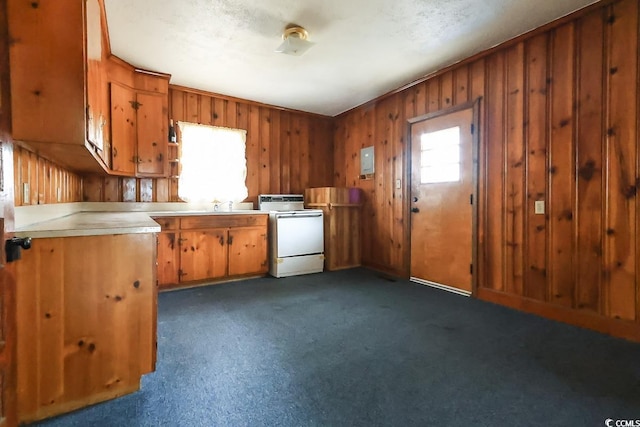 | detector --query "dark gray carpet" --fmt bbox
[35,268,640,426]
